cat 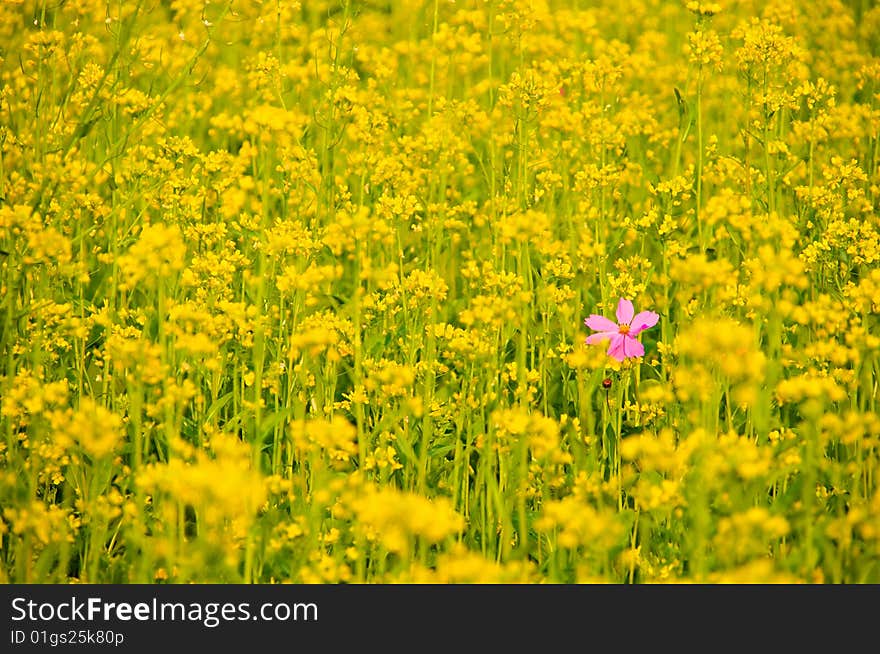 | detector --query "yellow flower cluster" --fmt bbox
[350,485,464,554]
[672,318,766,406]
[289,416,358,469]
[117,224,187,290]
